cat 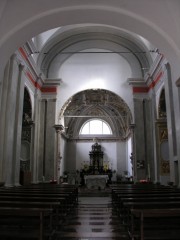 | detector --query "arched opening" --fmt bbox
[20,87,33,185]
[1,3,180,239]
[59,89,133,183]
[0,2,179,187]
[80,119,112,135]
